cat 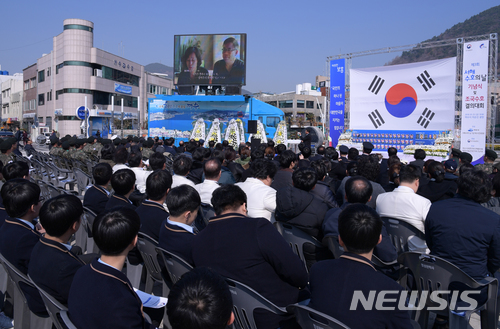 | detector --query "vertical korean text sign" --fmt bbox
[330,59,345,147]
[460,41,489,162]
